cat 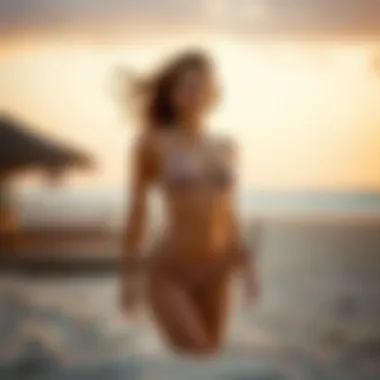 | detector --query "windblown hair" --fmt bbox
[119,50,215,131]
